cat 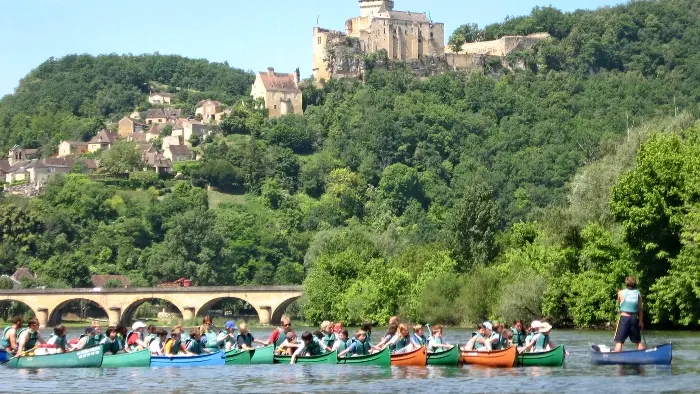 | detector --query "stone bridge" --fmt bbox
[0,286,302,328]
